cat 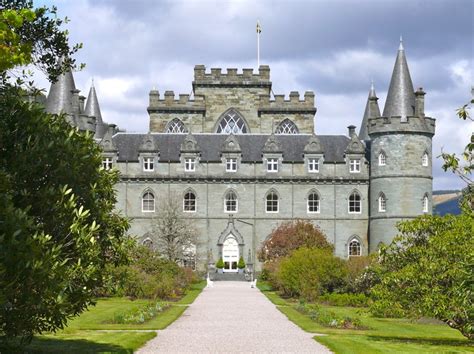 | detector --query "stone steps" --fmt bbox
[211,272,248,281]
